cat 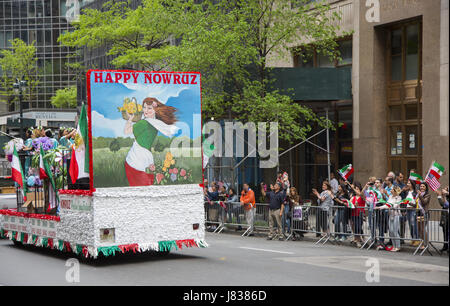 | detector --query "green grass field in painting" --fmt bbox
[92,146,202,188]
